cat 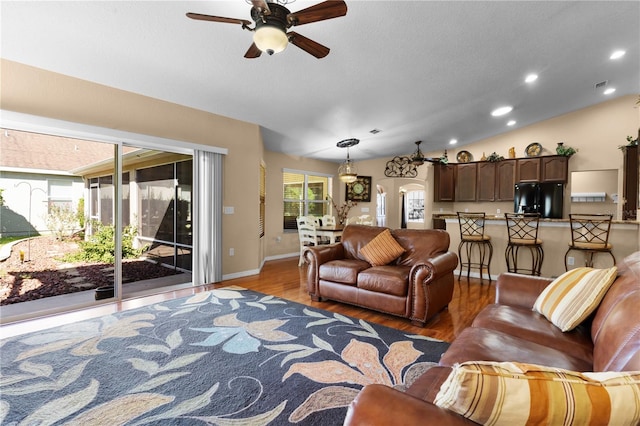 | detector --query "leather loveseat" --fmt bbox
[304,224,458,327]
[344,251,640,425]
